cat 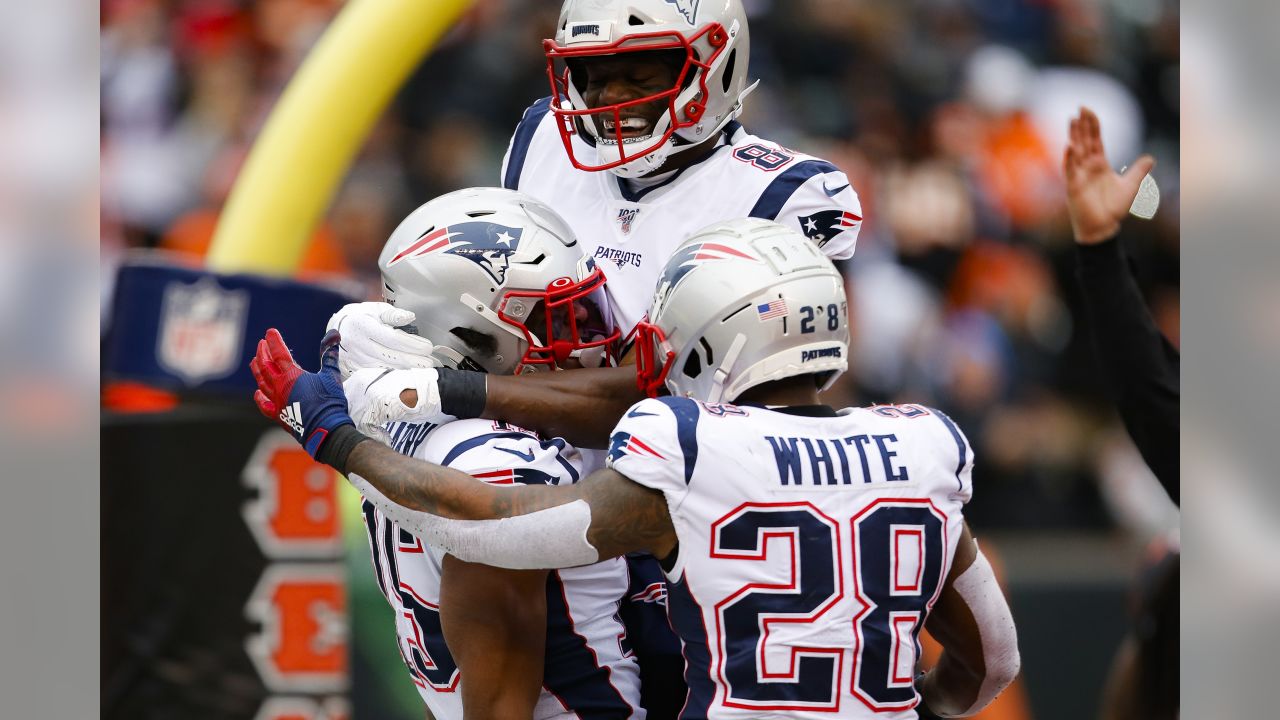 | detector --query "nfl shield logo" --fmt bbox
[617,208,640,235]
[157,278,249,385]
